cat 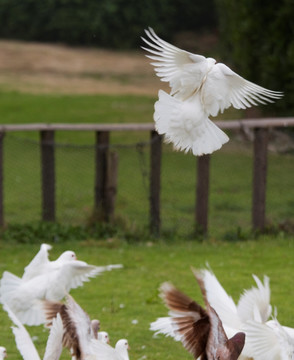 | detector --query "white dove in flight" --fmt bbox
[142,27,283,156]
